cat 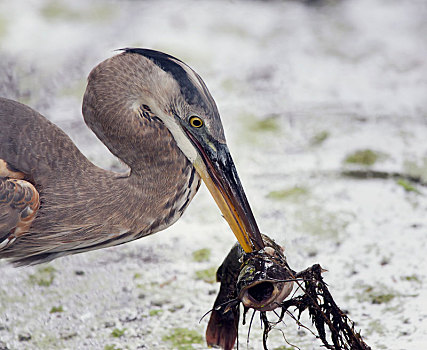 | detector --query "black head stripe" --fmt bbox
[123,48,209,108]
